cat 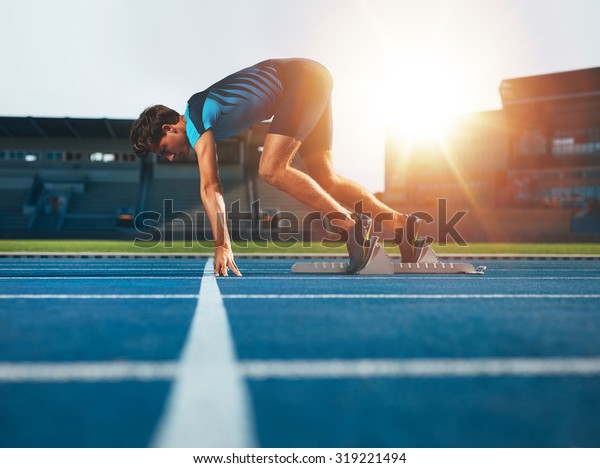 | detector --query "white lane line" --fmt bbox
[2,357,600,382]
[0,265,289,271]
[218,276,600,281]
[0,277,202,280]
[0,268,207,272]
[0,361,177,382]
[2,276,599,281]
[151,258,256,448]
[1,275,599,281]
[0,294,198,299]
[241,357,600,379]
[2,293,599,300]
[491,268,600,272]
[0,268,287,273]
[221,294,600,299]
